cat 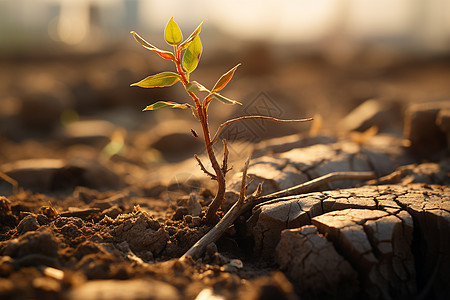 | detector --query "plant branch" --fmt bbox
[211,116,313,145]
[242,171,376,213]
[221,139,229,175]
[194,155,216,180]
[238,158,250,203]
